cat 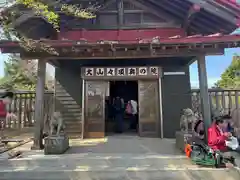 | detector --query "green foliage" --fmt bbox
[216,55,240,89]
[61,4,96,19]
[0,0,97,54]
[1,0,96,34]
[0,55,37,90]
[17,0,60,30]
[0,0,96,91]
